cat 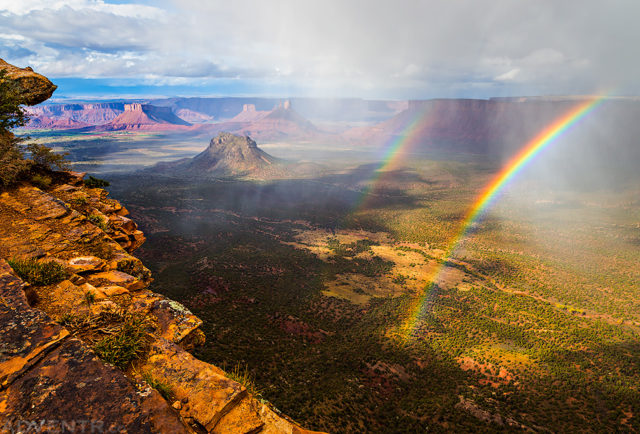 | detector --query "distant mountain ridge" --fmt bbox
[344,97,640,158]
